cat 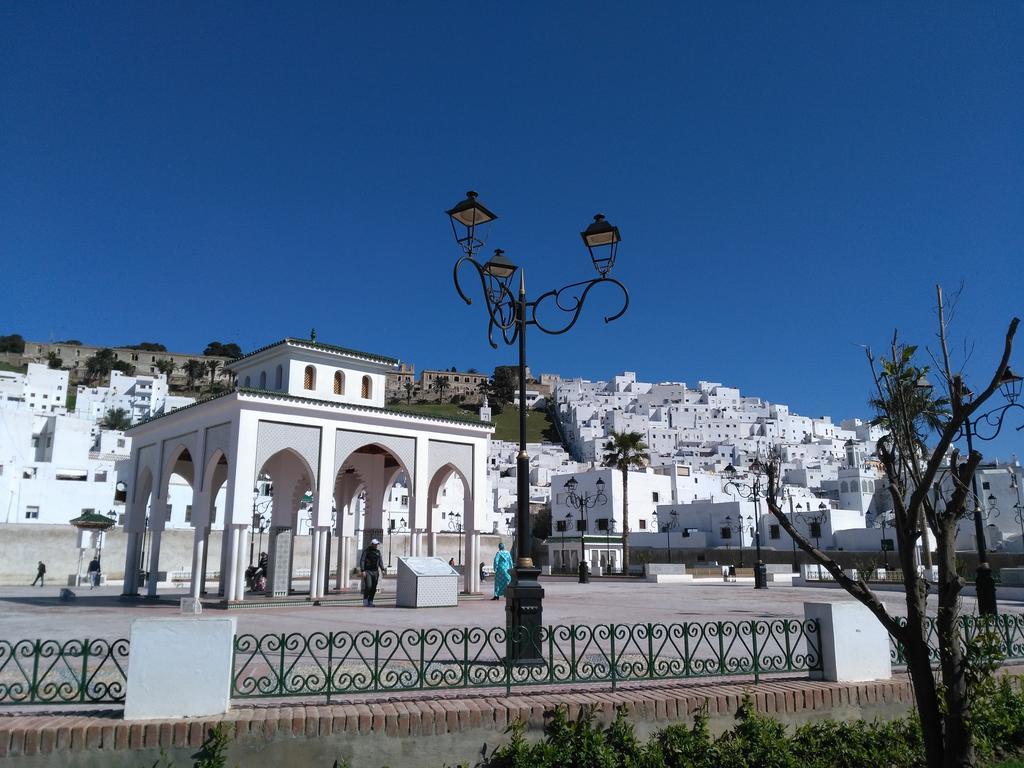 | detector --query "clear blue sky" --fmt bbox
[2,3,1022,457]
